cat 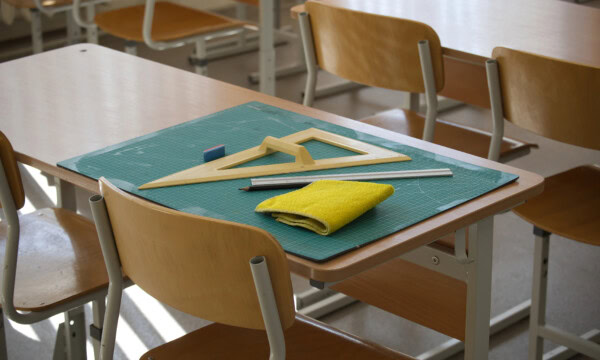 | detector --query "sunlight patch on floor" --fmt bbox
[125,286,187,342]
